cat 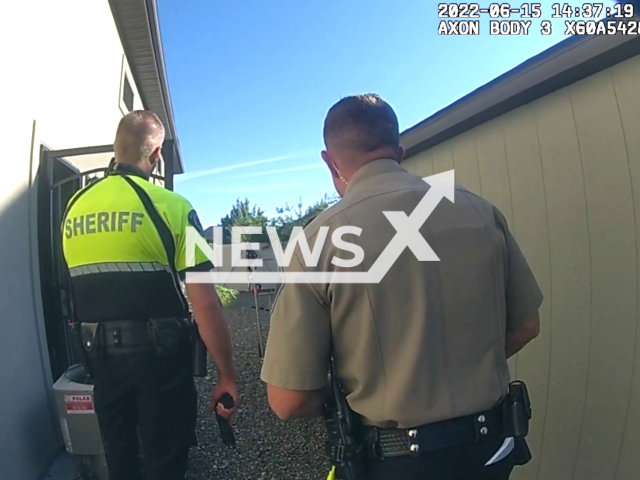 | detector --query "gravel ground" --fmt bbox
[186,292,330,480]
